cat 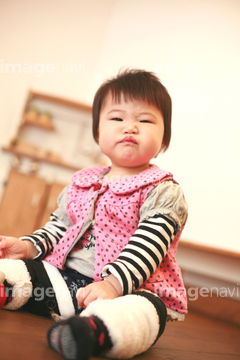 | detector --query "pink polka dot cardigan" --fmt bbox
[44,164,188,315]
